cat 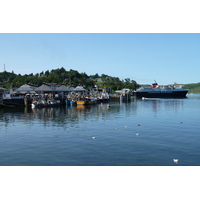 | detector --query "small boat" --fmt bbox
[65,98,77,106]
[65,99,71,106]
[97,92,110,103]
[70,100,76,106]
[134,82,189,98]
[77,97,97,105]
[31,99,61,108]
